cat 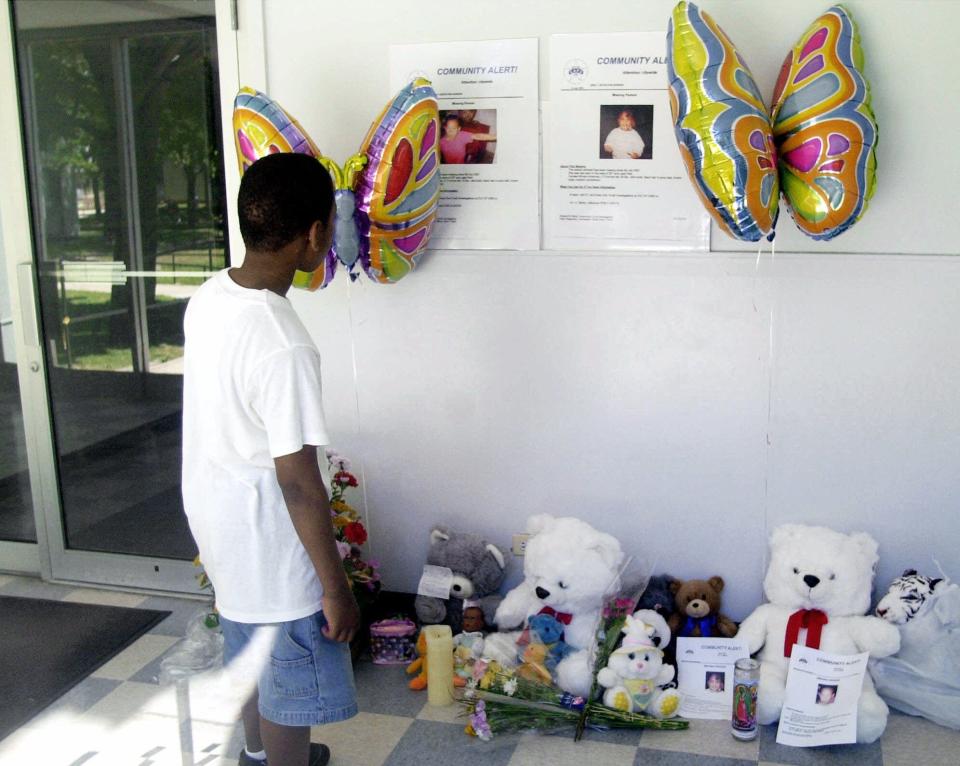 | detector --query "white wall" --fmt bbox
[247,0,960,619]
